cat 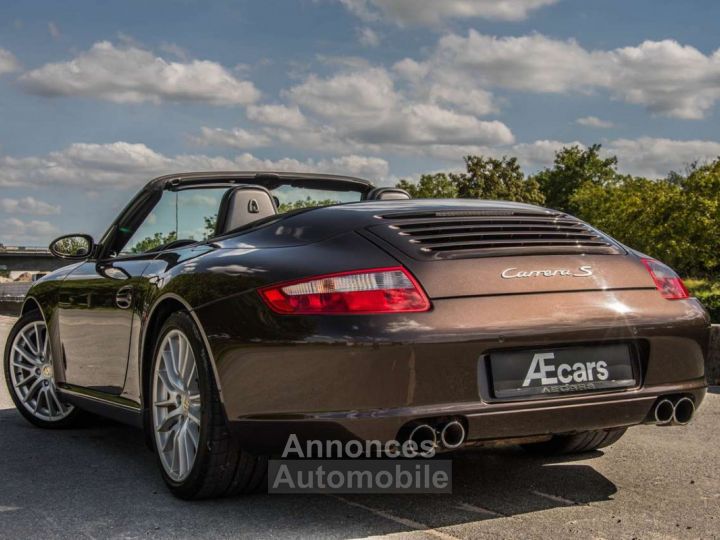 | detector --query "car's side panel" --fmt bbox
[120,233,401,408]
[56,258,154,394]
[21,263,82,389]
